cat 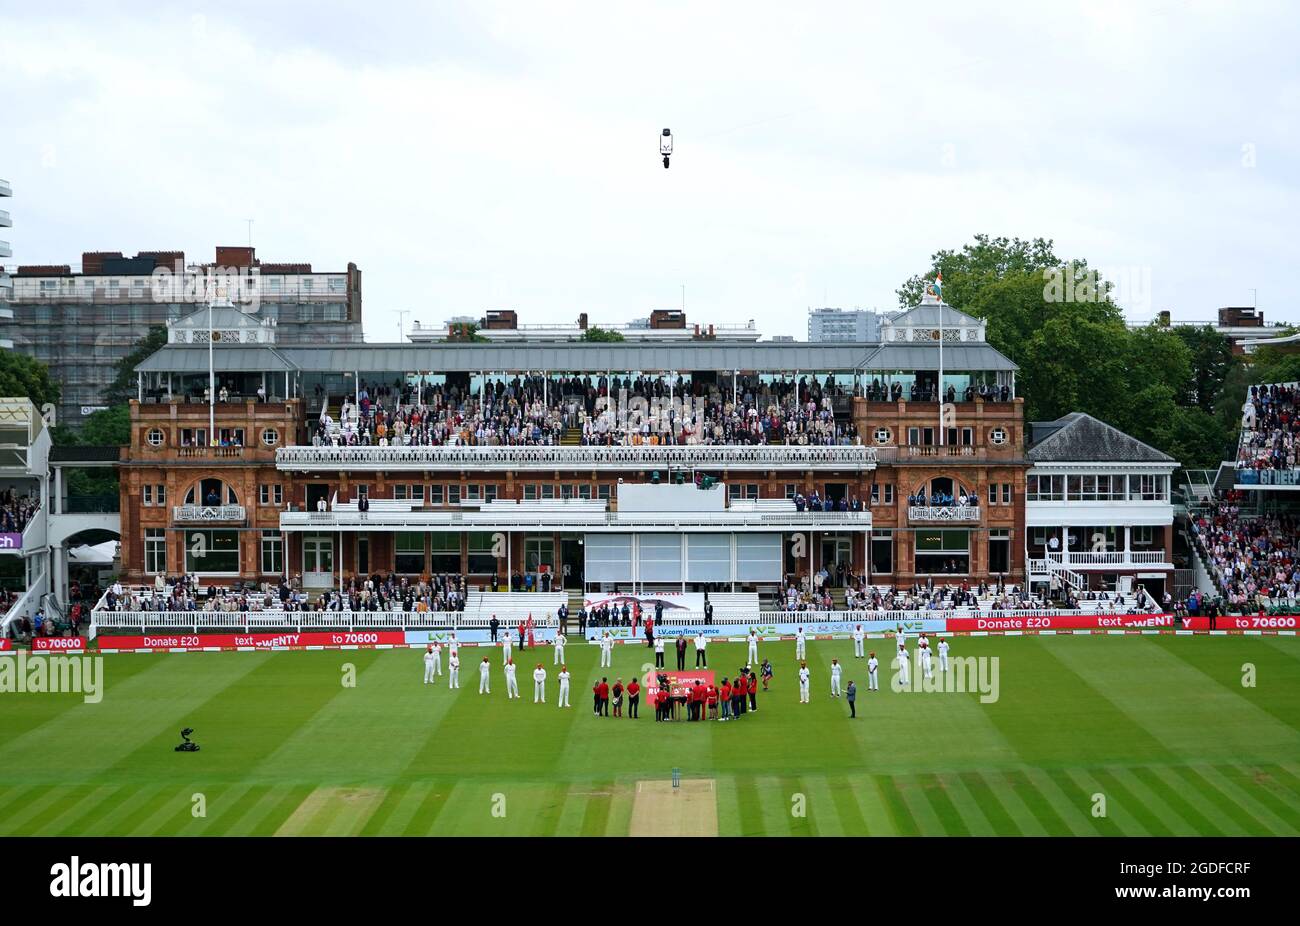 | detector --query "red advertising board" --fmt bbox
[945,613,1176,632]
[97,630,407,651]
[31,636,89,652]
[1183,615,1299,631]
[0,638,11,651]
